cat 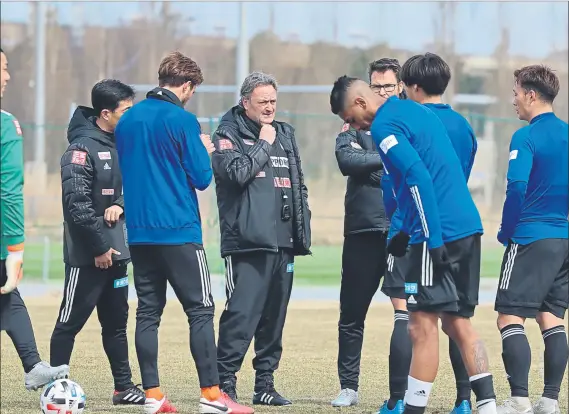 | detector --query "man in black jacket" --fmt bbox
[331,58,412,412]
[50,79,144,406]
[212,71,311,408]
